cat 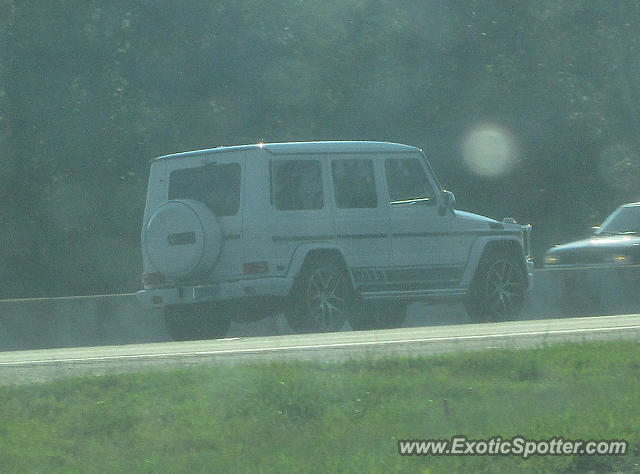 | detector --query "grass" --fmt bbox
[1,341,639,473]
